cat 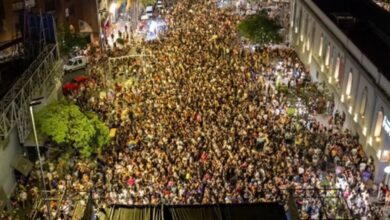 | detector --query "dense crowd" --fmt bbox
[1,0,387,219]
